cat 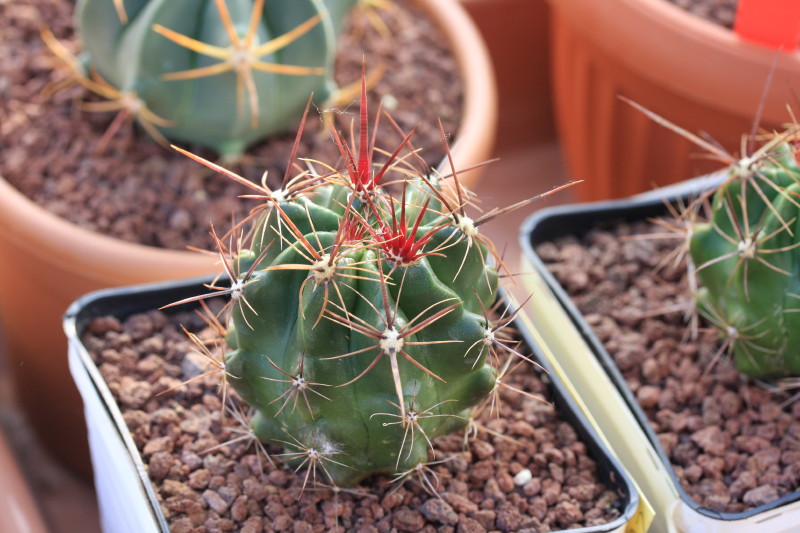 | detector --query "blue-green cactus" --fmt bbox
[74,0,356,155]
